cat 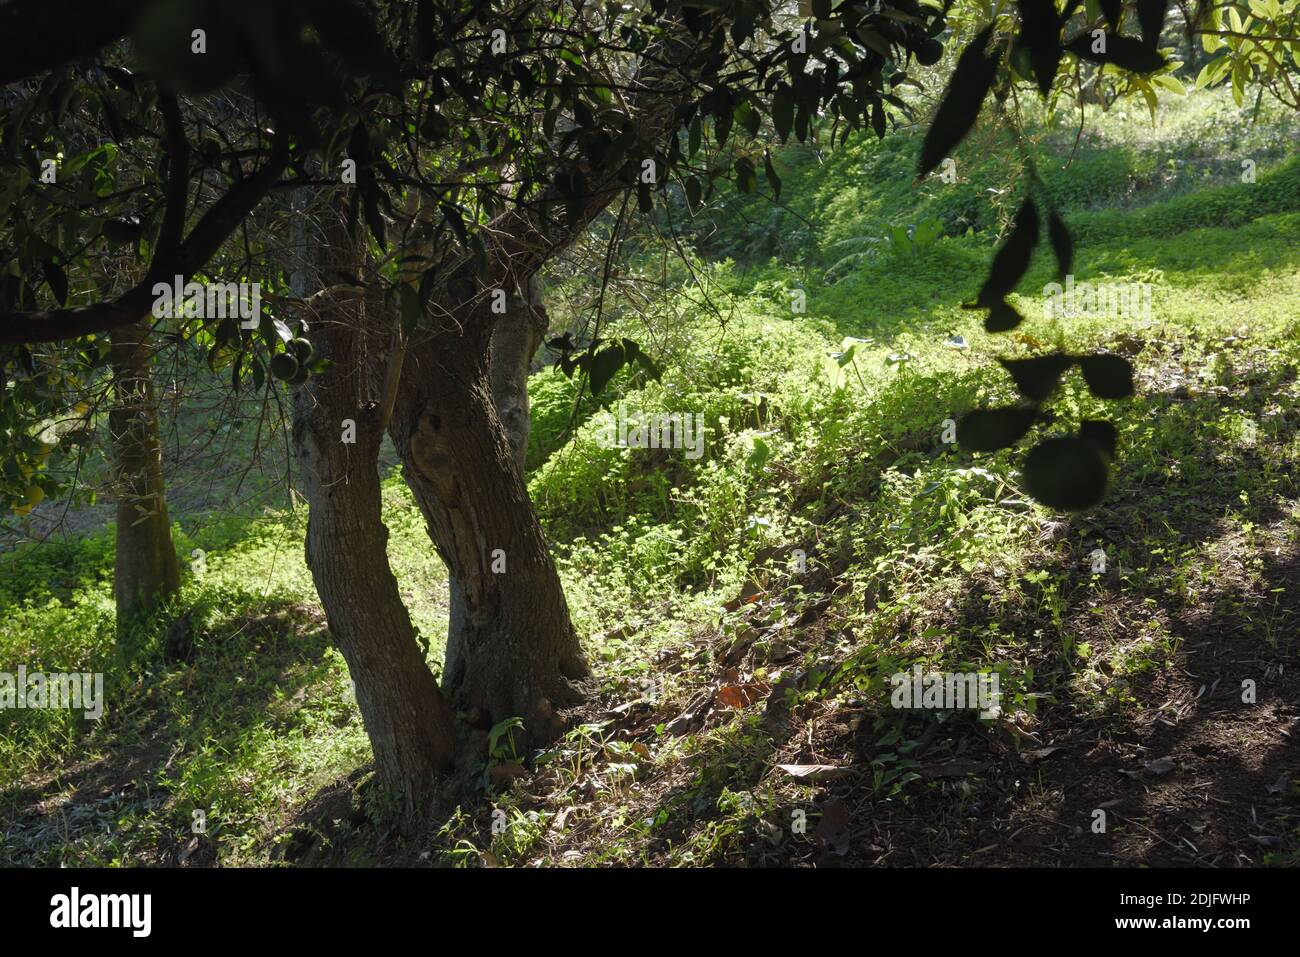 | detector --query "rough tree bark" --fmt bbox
[109,320,180,635]
[389,279,585,748]
[394,10,708,750]
[292,200,455,829]
[444,276,550,699]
